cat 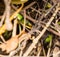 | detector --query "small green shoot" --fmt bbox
[17,13,32,29]
[45,3,52,9]
[45,35,52,43]
[17,14,23,21]
[58,21,60,25]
